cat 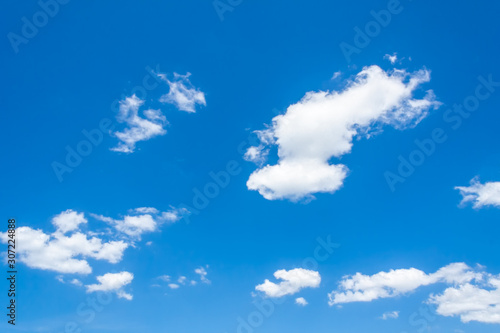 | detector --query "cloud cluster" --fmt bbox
[329,263,500,324]
[246,65,440,201]
[456,177,500,208]
[255,268,321,298]
[157,266,210,290]
[429,274,500,324]
[0,210,128,274]
[328,262,479,305]
[111,72,205,153]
